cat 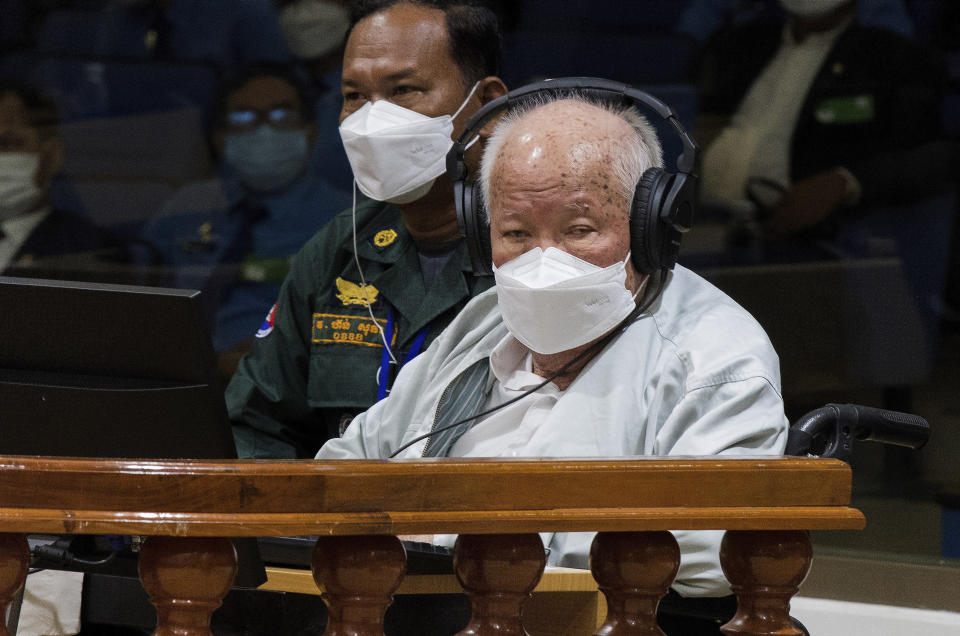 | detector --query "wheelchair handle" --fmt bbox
[785,403,930,462]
